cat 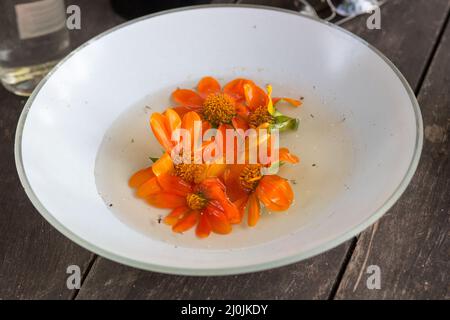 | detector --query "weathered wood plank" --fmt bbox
[342,0,450,92]
[77,0,449,300]
[0,0,123,299]
[1,0,445,299]
[236,0,300,11]
[77,243,351,300]
[335,18,450,300]
[67,0,125,46]
[0,90,92,299]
